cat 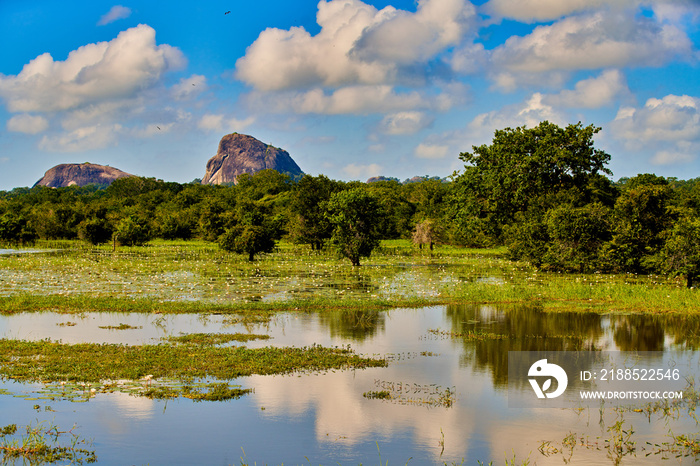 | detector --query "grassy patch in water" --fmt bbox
[163,332,271,345]
[1,239,698,315]
[0,339,386,383]
[0,420,96,464]
[98,323,141,330]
